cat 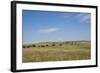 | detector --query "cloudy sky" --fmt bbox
[22,10,91,44]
